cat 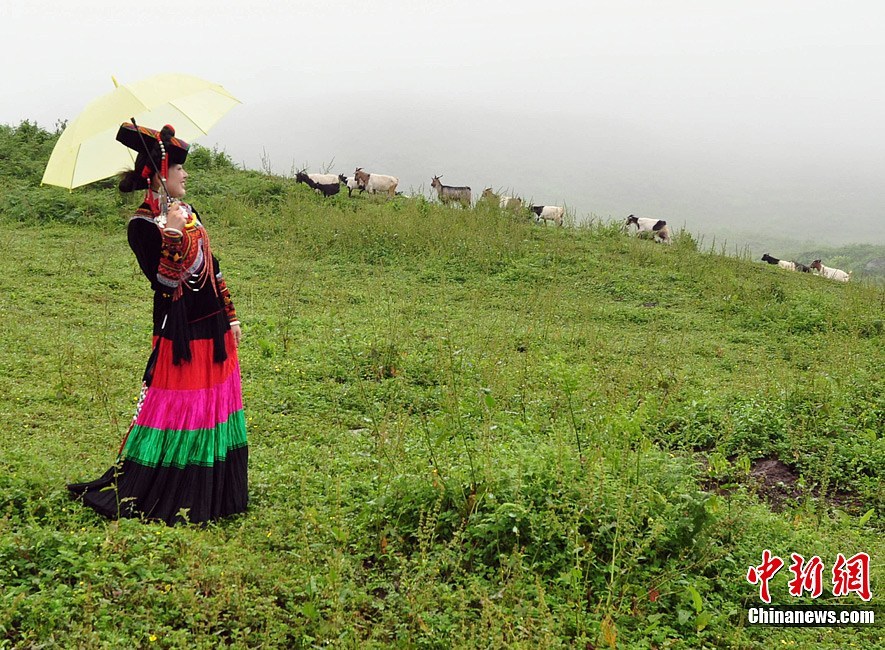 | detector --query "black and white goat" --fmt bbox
[295,171,340,197]
[626,215,671,244]
[531,205,564,226]
[761,253,797,272]
[338,174,363,197]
